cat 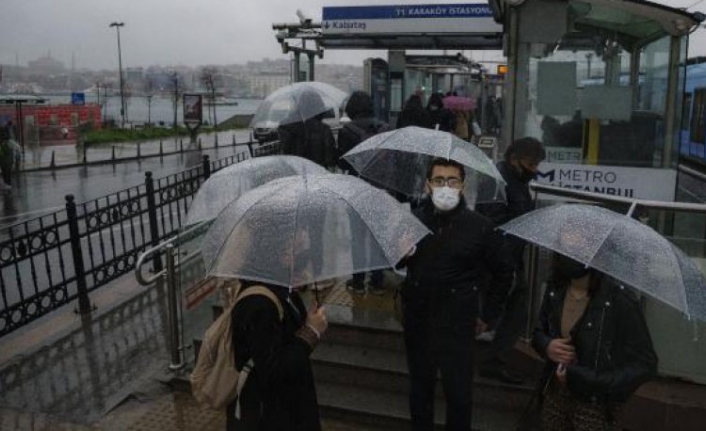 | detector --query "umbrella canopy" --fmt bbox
[186,155,327,226]
[499,204,706,321]
[249,82,348,128]
[341,126,506,205]
[201,174,430,288]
